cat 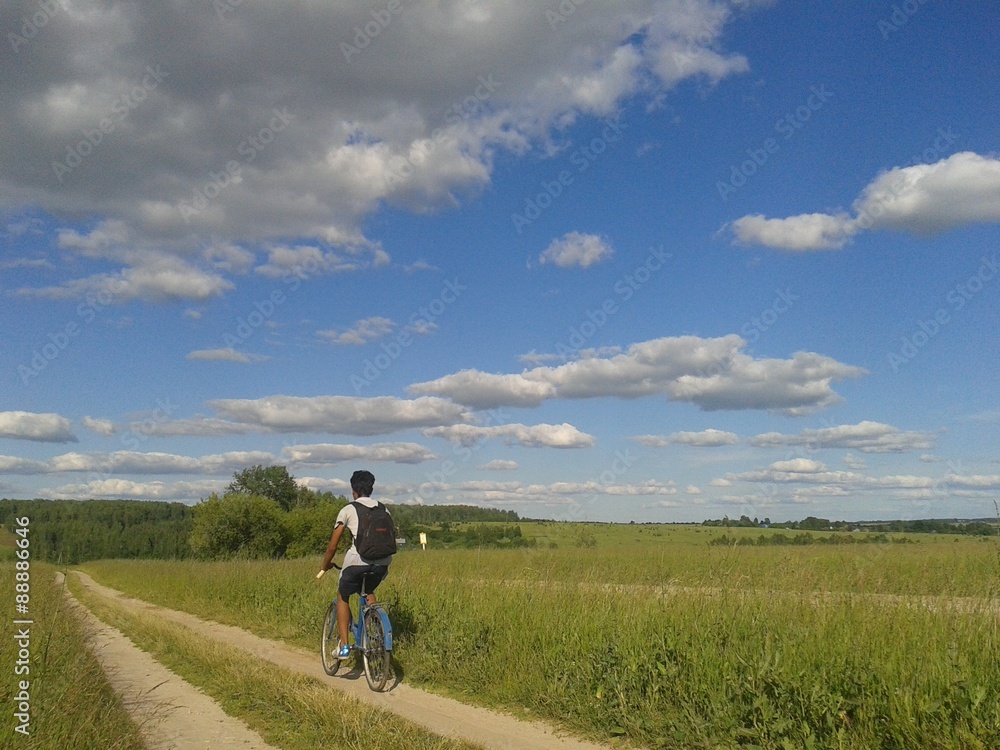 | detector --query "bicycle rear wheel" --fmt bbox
[320,602,343,676]
[362,608,390,691]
